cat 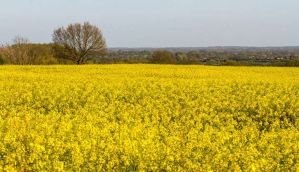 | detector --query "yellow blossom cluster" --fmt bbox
[0,65,298,171]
